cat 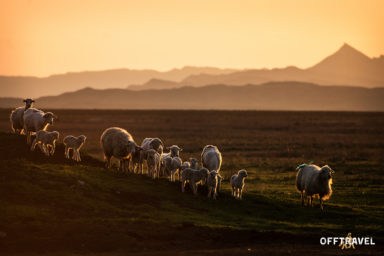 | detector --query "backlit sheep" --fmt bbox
[189,158,200,170]
[207,170,219,199]
[10,98,35,134]
[139,138,164,174]
[181,167,210,195]
[100,127,141,172]
[23,108,57,144]
[31,130,60,156]
[296,164,334,210]
[160,145,183,176]
[201,145,222,173]
[230,169,248,199]
[166,156,182,182]
[147,149,161,179]
[63,135,87,162]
